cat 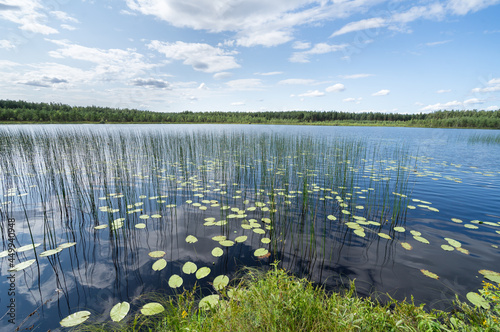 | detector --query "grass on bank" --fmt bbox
[79,263,499,332]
